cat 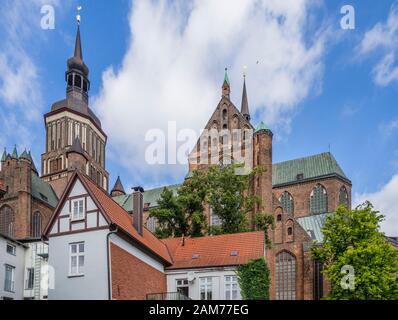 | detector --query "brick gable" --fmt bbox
[110,243,166,300]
